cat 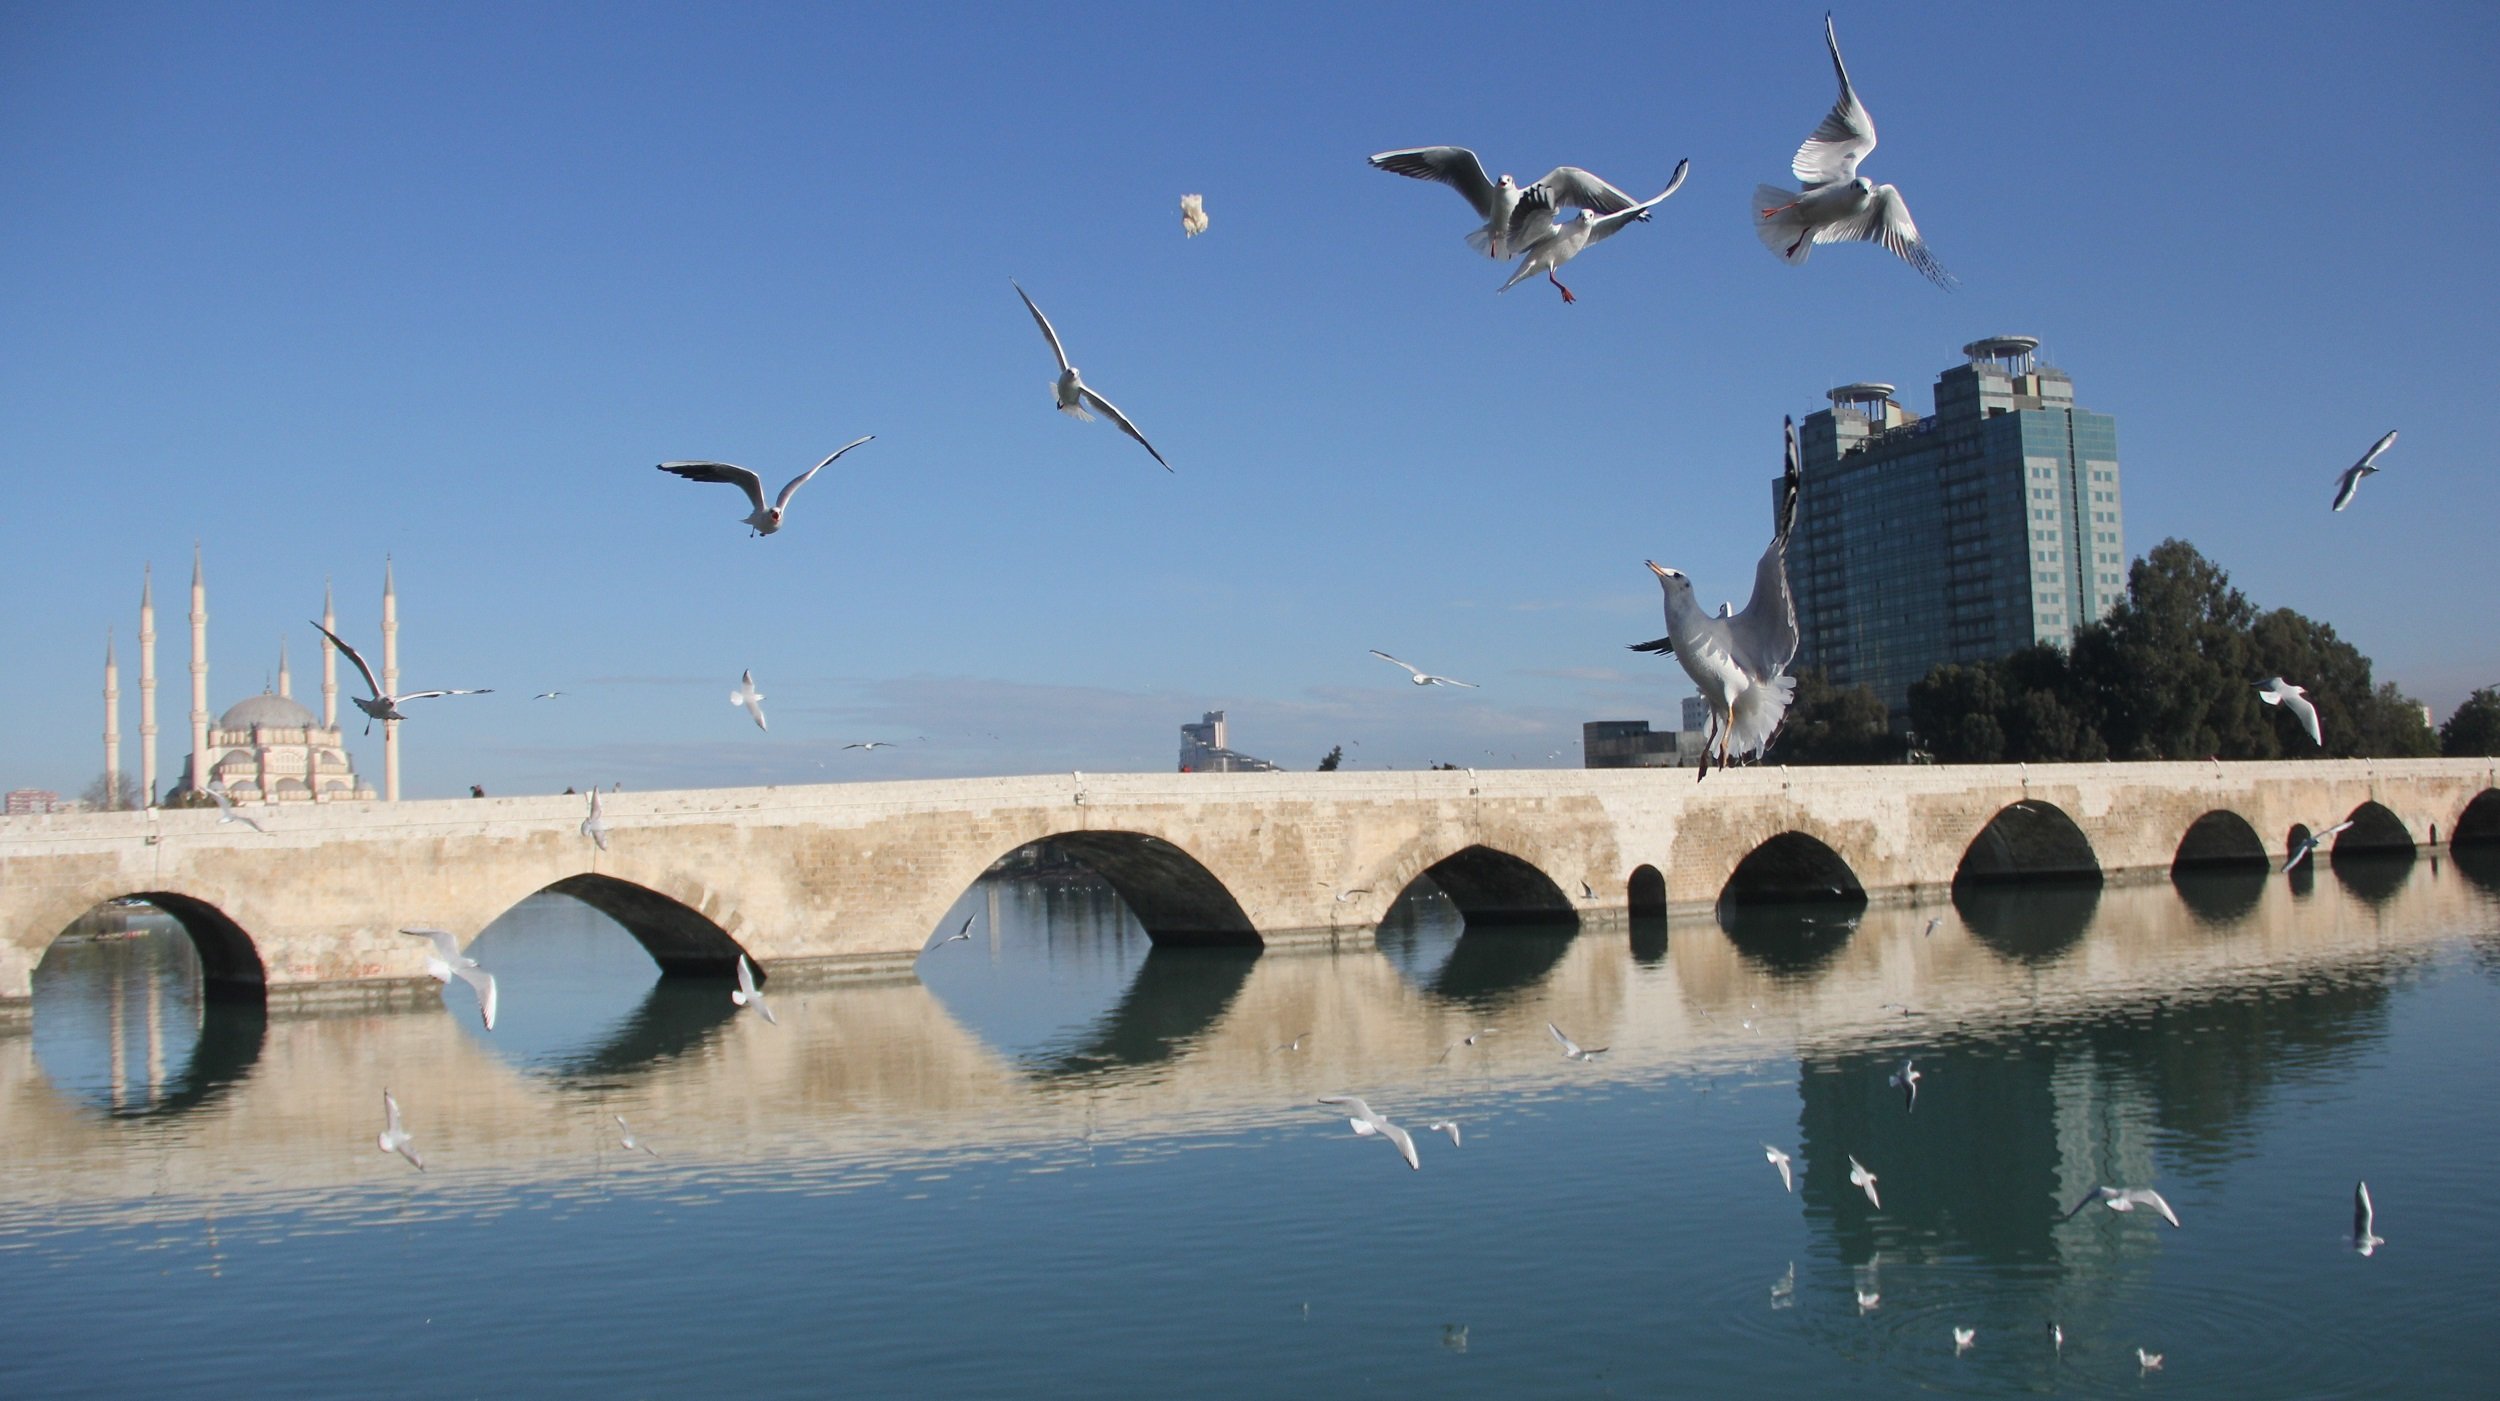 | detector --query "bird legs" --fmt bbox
[1548,271,1577,304]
